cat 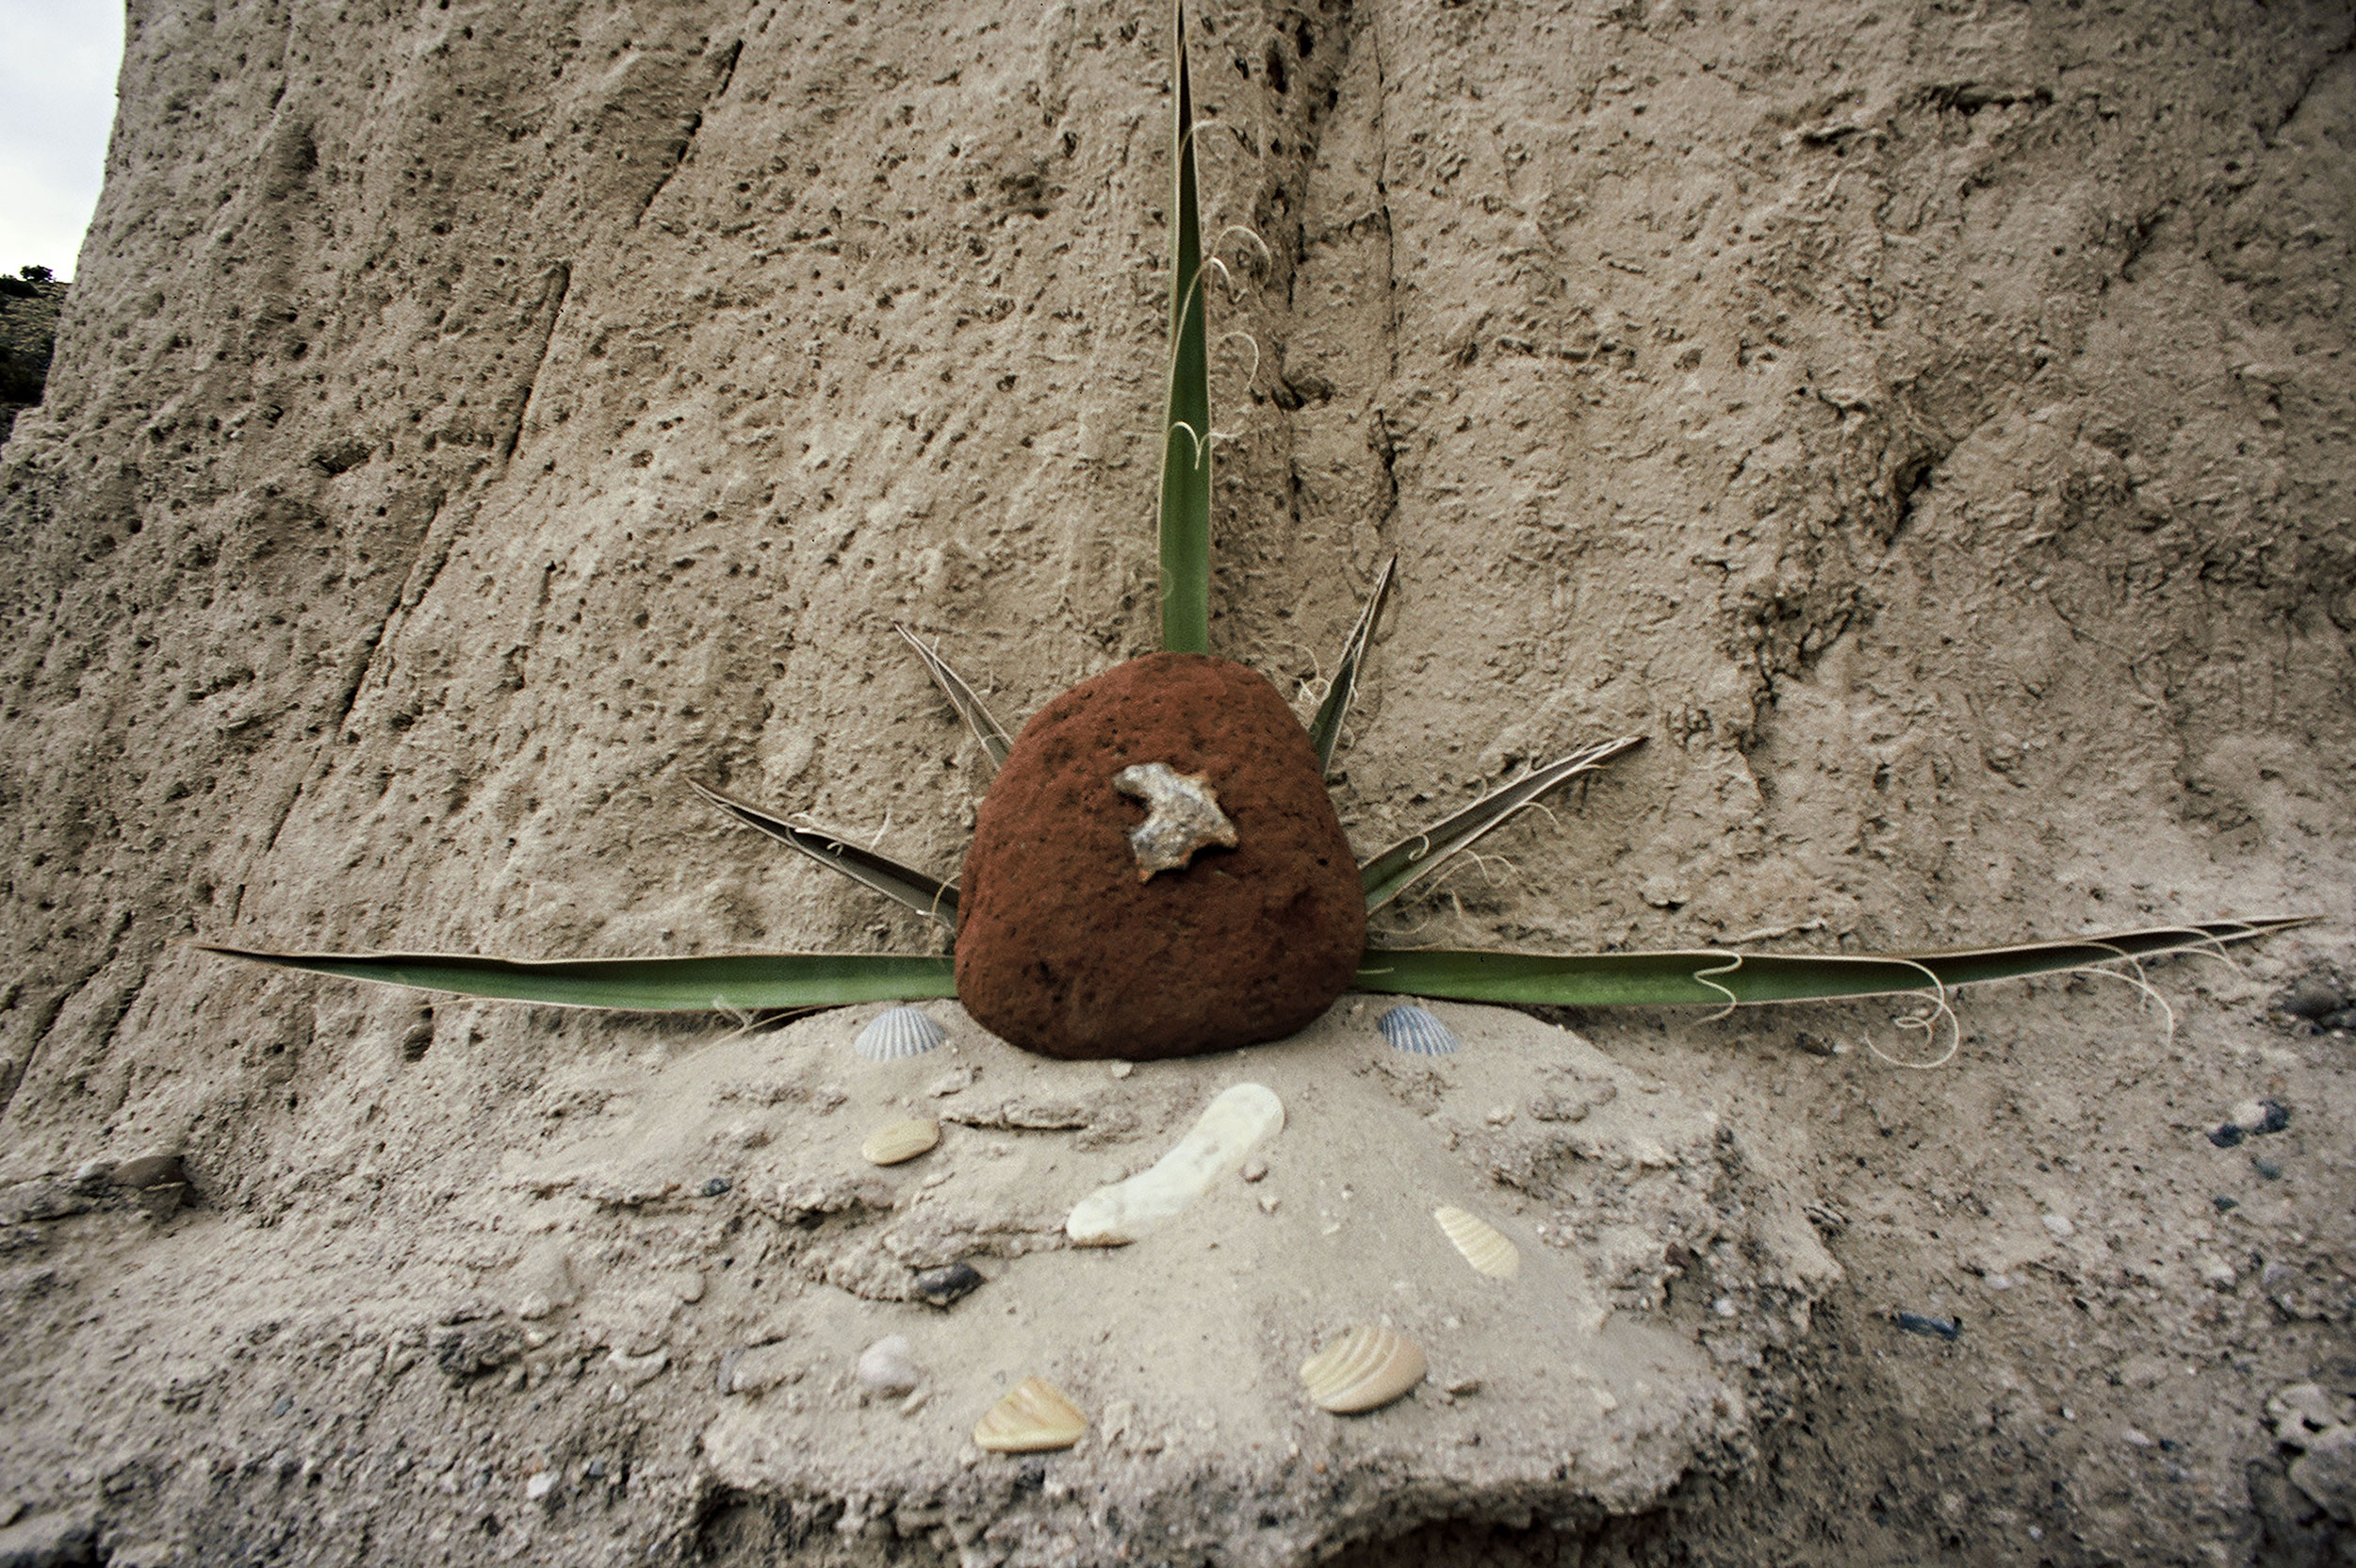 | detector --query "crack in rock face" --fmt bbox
[1112,761,1238,881]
